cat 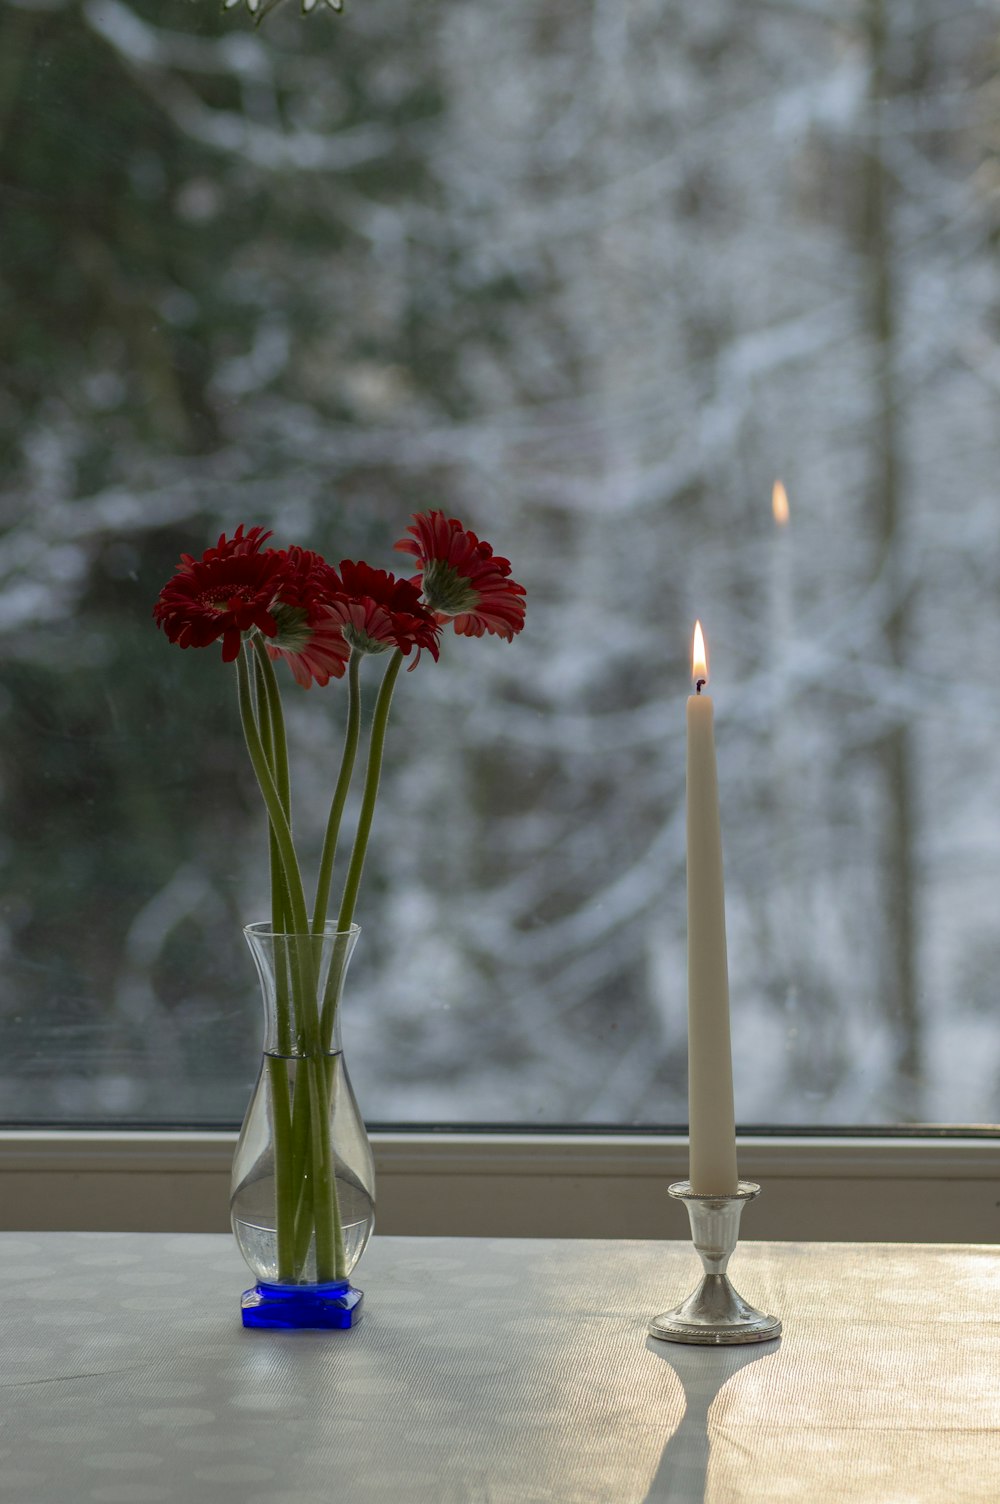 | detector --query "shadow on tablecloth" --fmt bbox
[641,1337,779,1502]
